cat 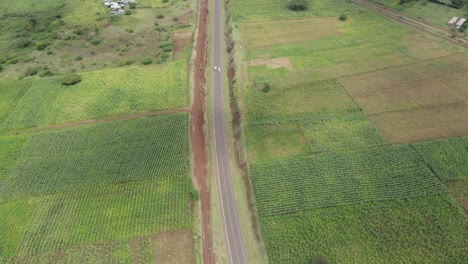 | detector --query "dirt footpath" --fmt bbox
[190,0,213,263]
